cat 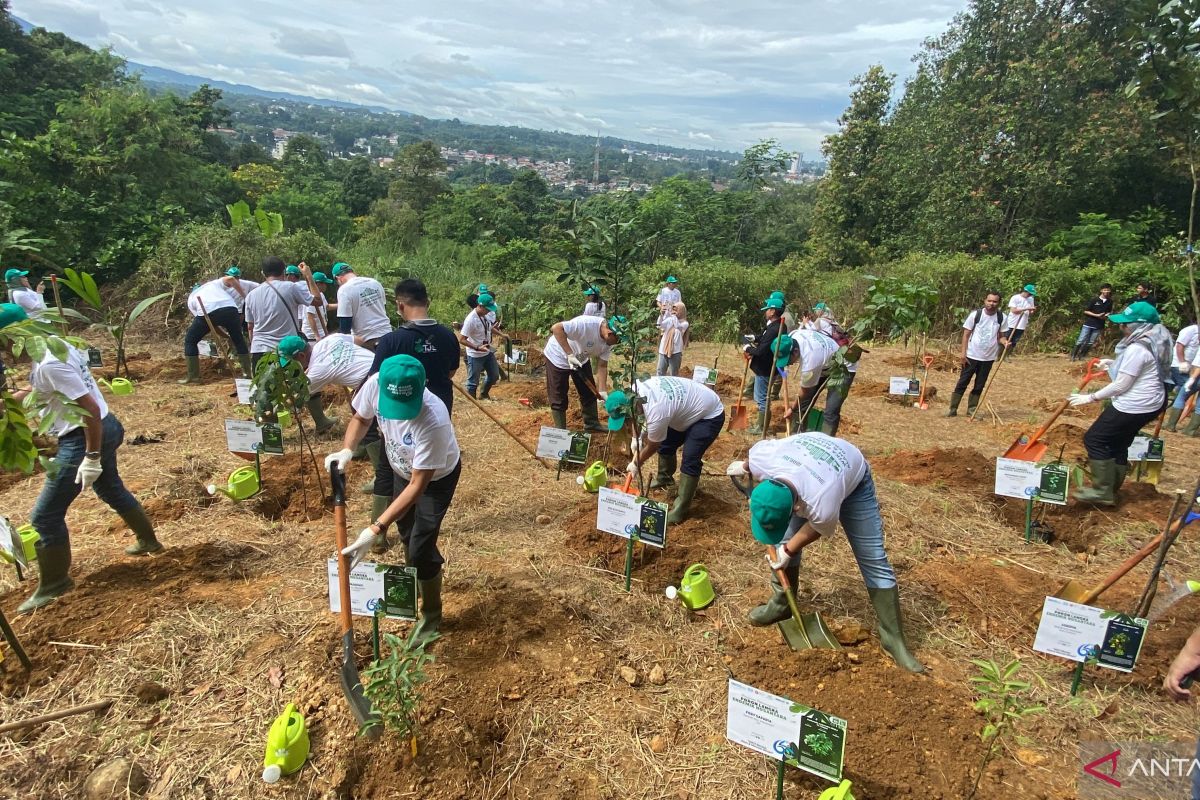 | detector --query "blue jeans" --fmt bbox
[656,353,682,376]
[31,414,142,548]
[753,374,769,413]
[1172,367,1199,410]
[658,411,725,477]
[1075,325,1102,348]
[784,469,896,589]
[466,352,499,395]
